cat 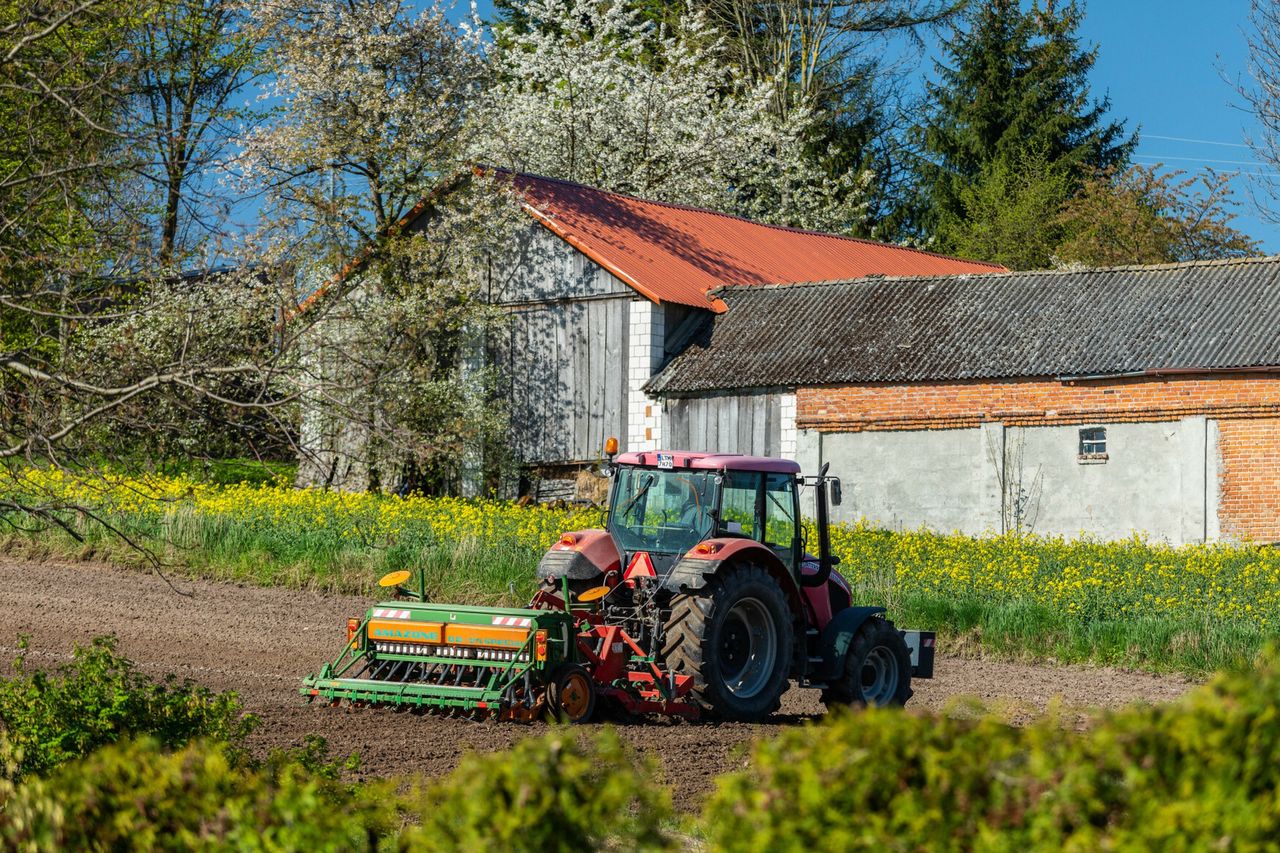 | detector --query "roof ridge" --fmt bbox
[504,168,1006,271]
[713,254,1280,295]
